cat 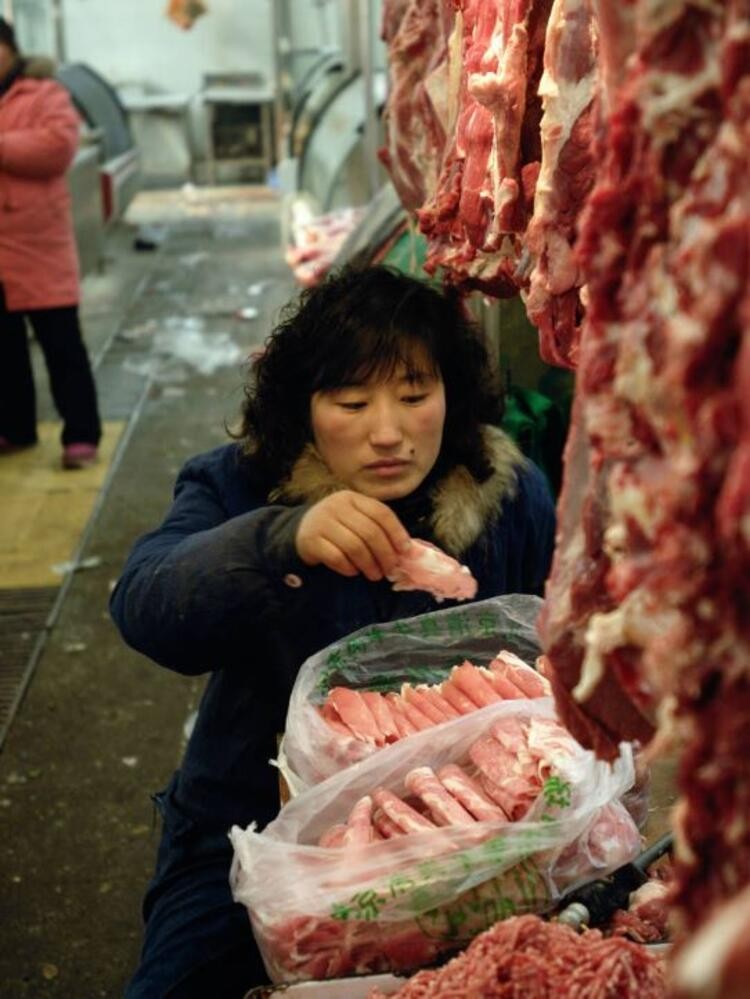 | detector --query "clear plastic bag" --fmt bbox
[279,595,546,795]
[232,698,639,983]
